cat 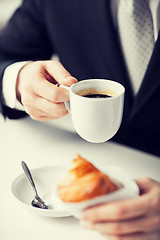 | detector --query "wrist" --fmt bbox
[16,62,32,104]
[2,61,30,110]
